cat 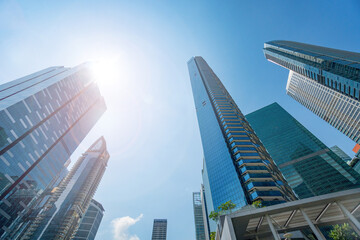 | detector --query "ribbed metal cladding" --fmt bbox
[264,40,360,144]
[193,57,296,206]
[287,71,360,142]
